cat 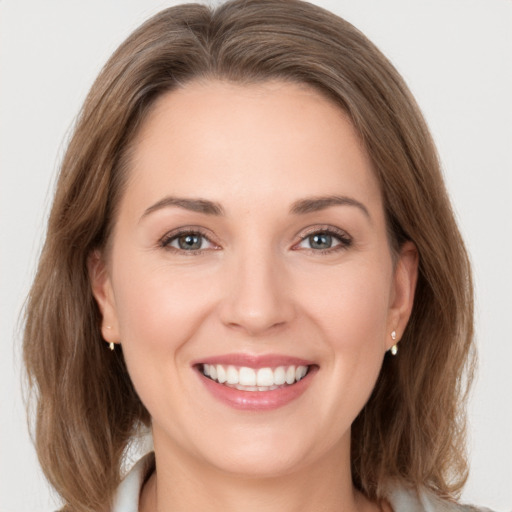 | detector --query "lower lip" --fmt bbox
[197,367,317,411]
